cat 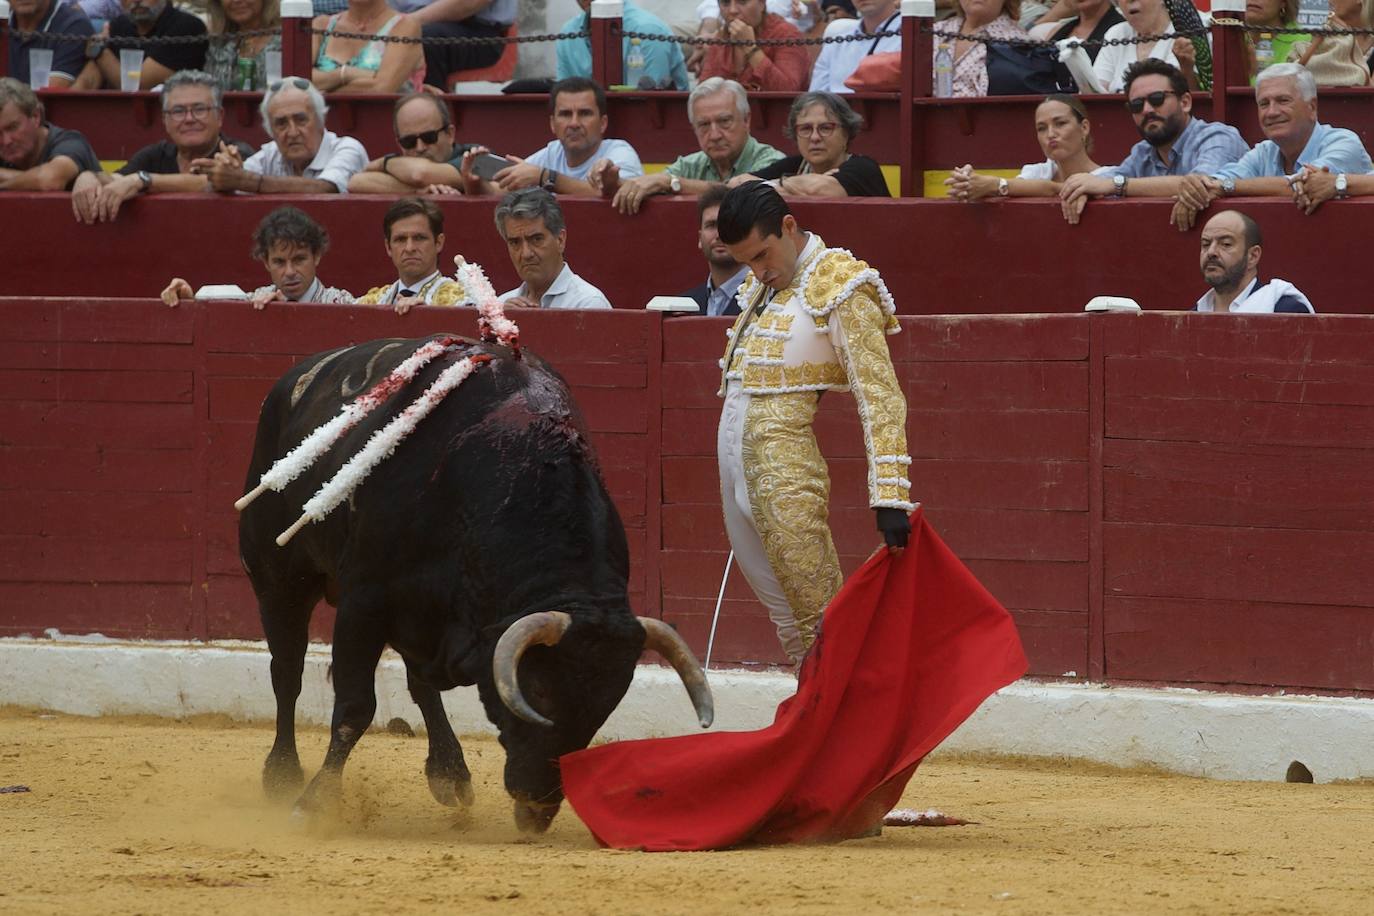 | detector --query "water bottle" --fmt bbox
[1254,33,1274,72]
[626,38,646,88]
[934,43,954,98]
